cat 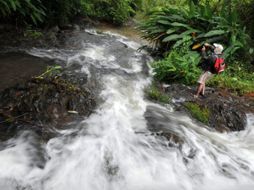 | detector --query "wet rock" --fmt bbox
[60,24,74,30]
[73,24,81,31]
[145,105,184,146]
[164,83,254,132]
[0,74,96,141]
[48,26,60,33]
[0,52,54,92]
